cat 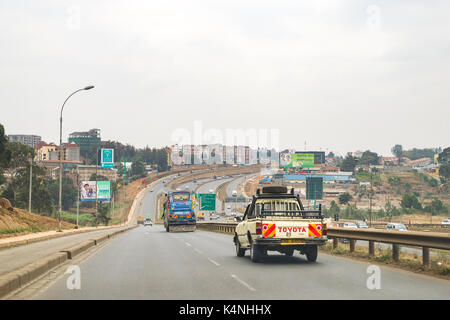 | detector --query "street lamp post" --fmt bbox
[58,85,94,231]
